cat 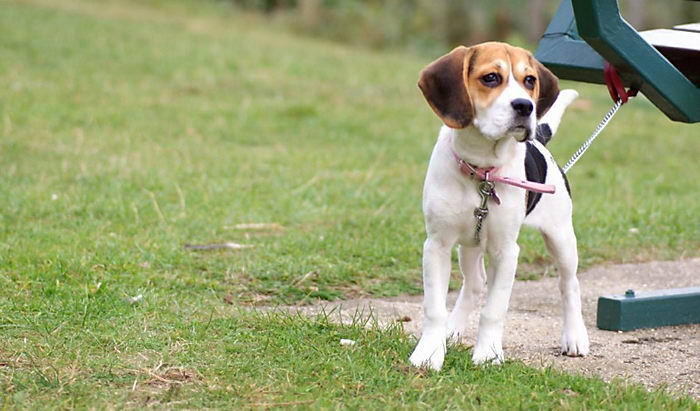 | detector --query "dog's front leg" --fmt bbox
[472,243,519,364]
[409,237,453,370]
